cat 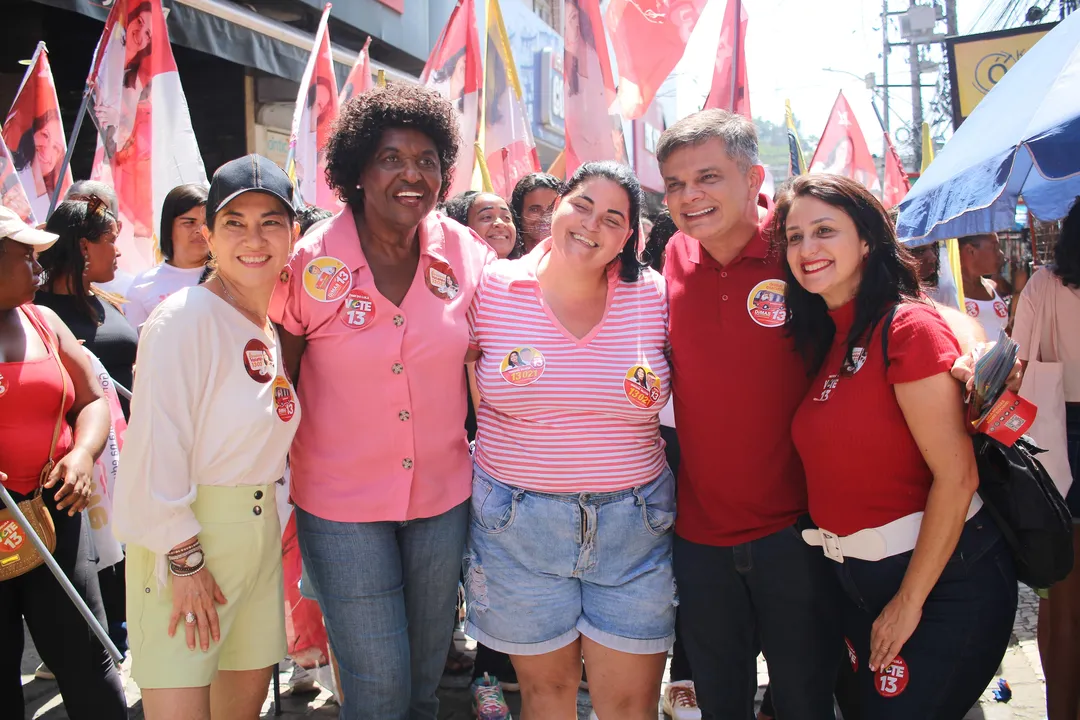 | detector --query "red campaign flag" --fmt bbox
[606,0,708,120]
[285,4,340,210]
[882,132,910,208]
[88,0,207,275]
[339,36,374,107]
[703,0,750,117]
[564,0,628,176]
[809,91,881,194]
[0,133,38,224]
[3,43,73,222]
[422,0,483,195]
